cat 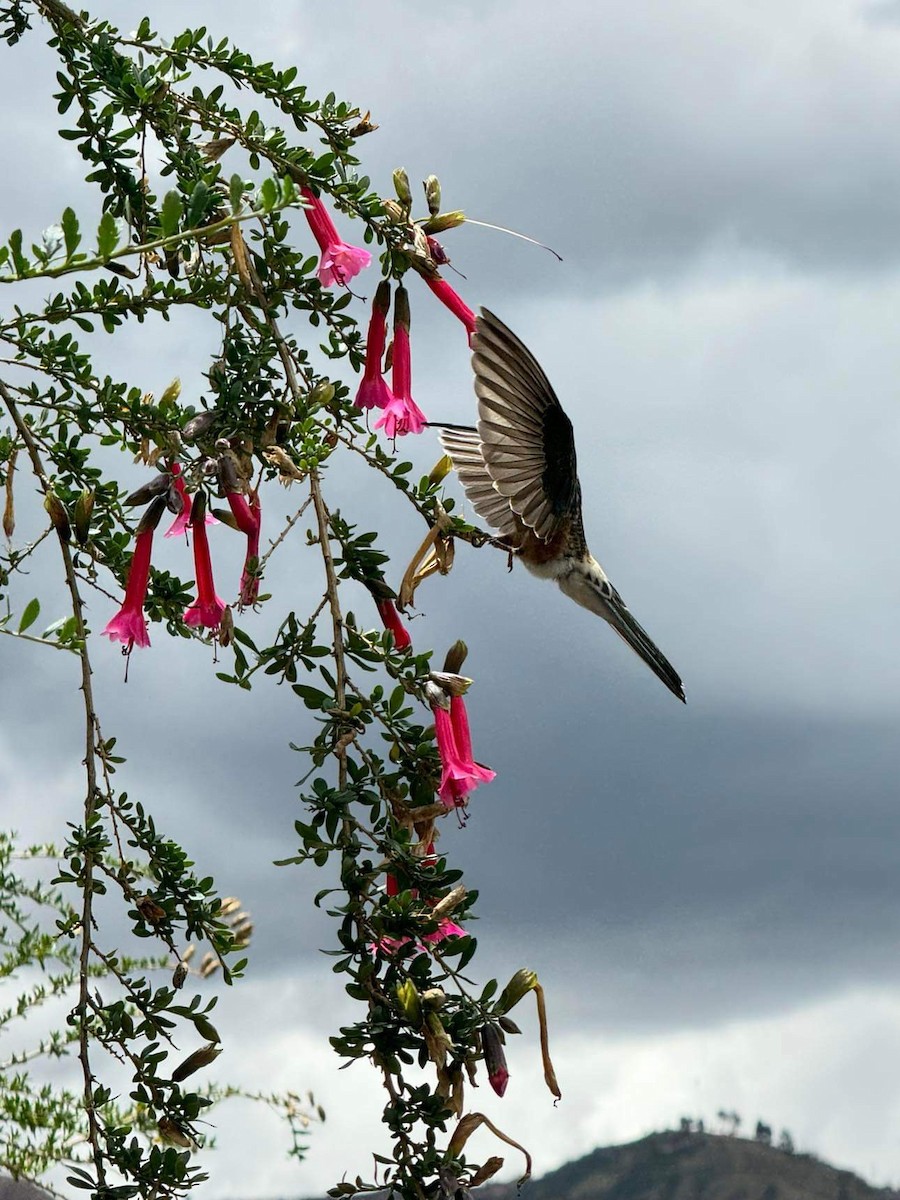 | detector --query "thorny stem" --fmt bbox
[0,377,108,1187]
